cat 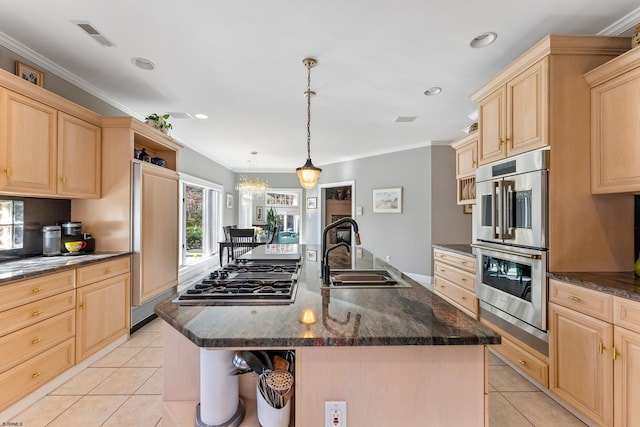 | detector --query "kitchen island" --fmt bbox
[155,245,500,426]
